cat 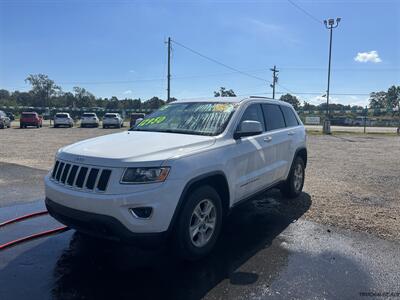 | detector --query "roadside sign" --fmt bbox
[305,116,321,125]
